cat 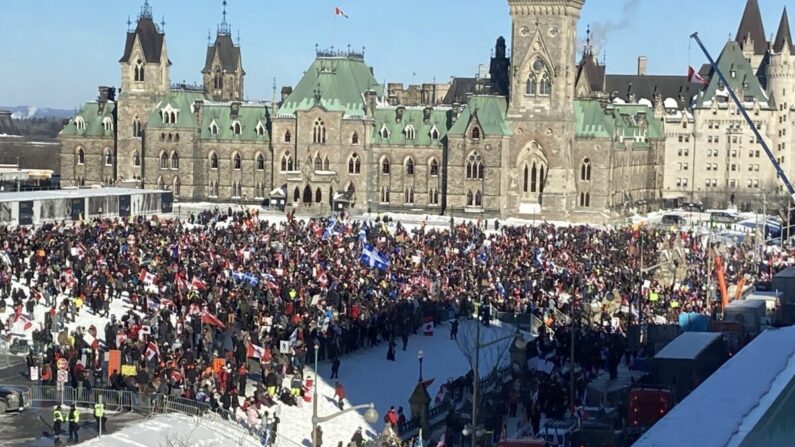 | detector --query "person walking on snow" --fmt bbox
[333,381,346,410]
[331,357,340,379]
